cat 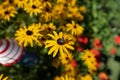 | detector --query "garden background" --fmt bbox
[0,0,120,80]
